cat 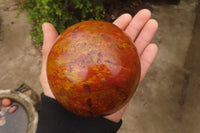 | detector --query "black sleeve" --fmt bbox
[36,93,122,133]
